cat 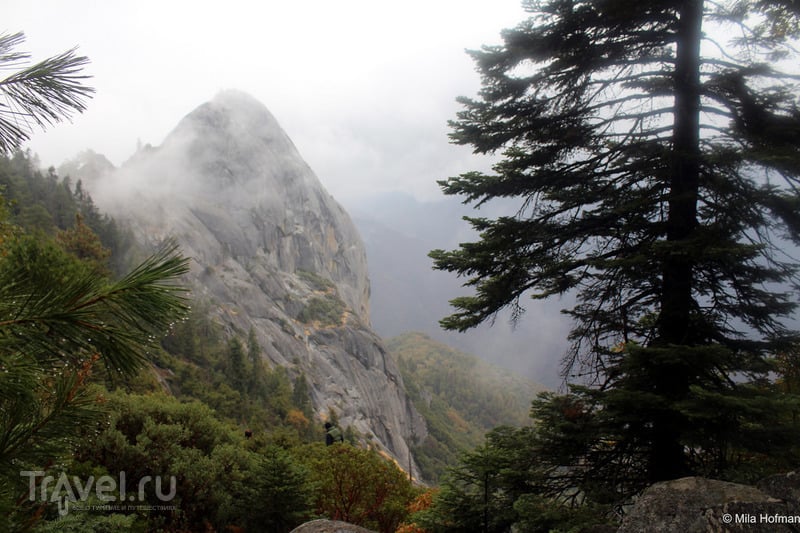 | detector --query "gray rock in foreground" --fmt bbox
[618,474,800,532]
[290,519,376,533]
